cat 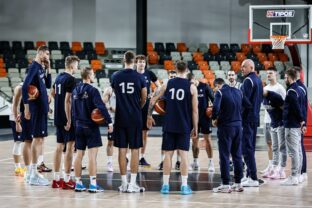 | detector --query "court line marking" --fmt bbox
[0,195,310,207]
[0,150,55,162]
